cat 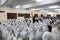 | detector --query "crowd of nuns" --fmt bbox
[0,17,60,40]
